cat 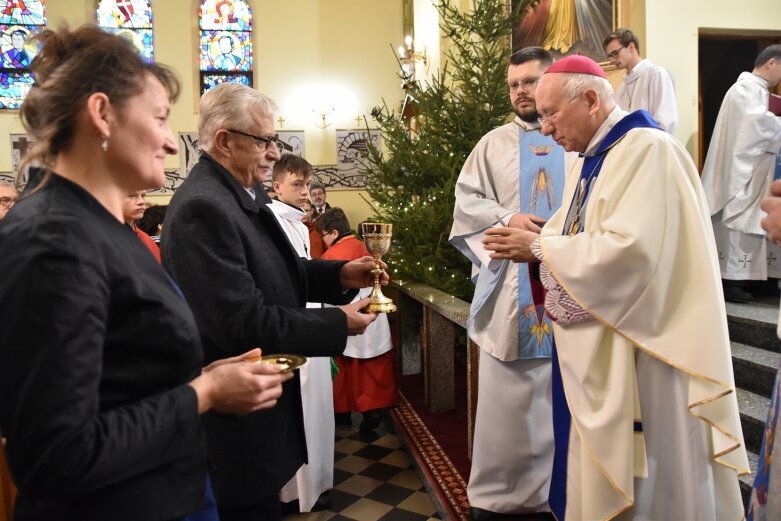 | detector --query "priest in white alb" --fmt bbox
[449,47,569,518]
[483,54,748,521]
[701,44,781,302]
